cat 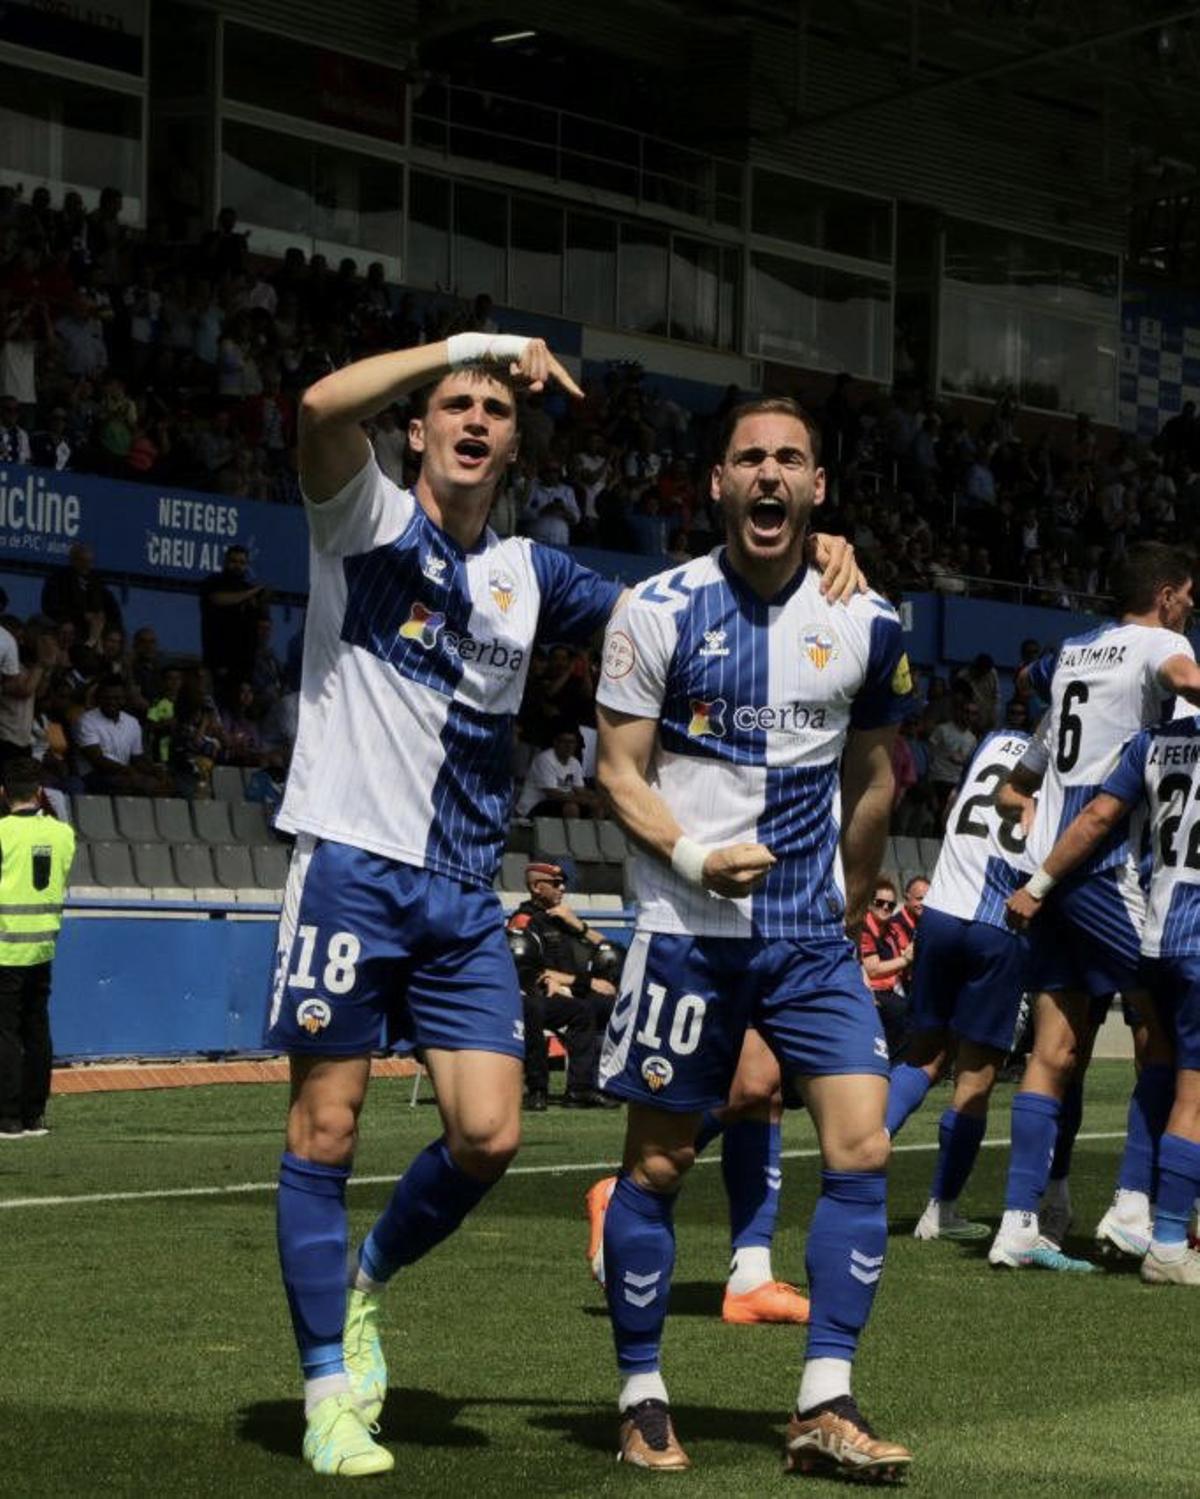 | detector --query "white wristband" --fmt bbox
[671,835,713,887]
[1026,865,1057,900]
[445,332,530,369]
